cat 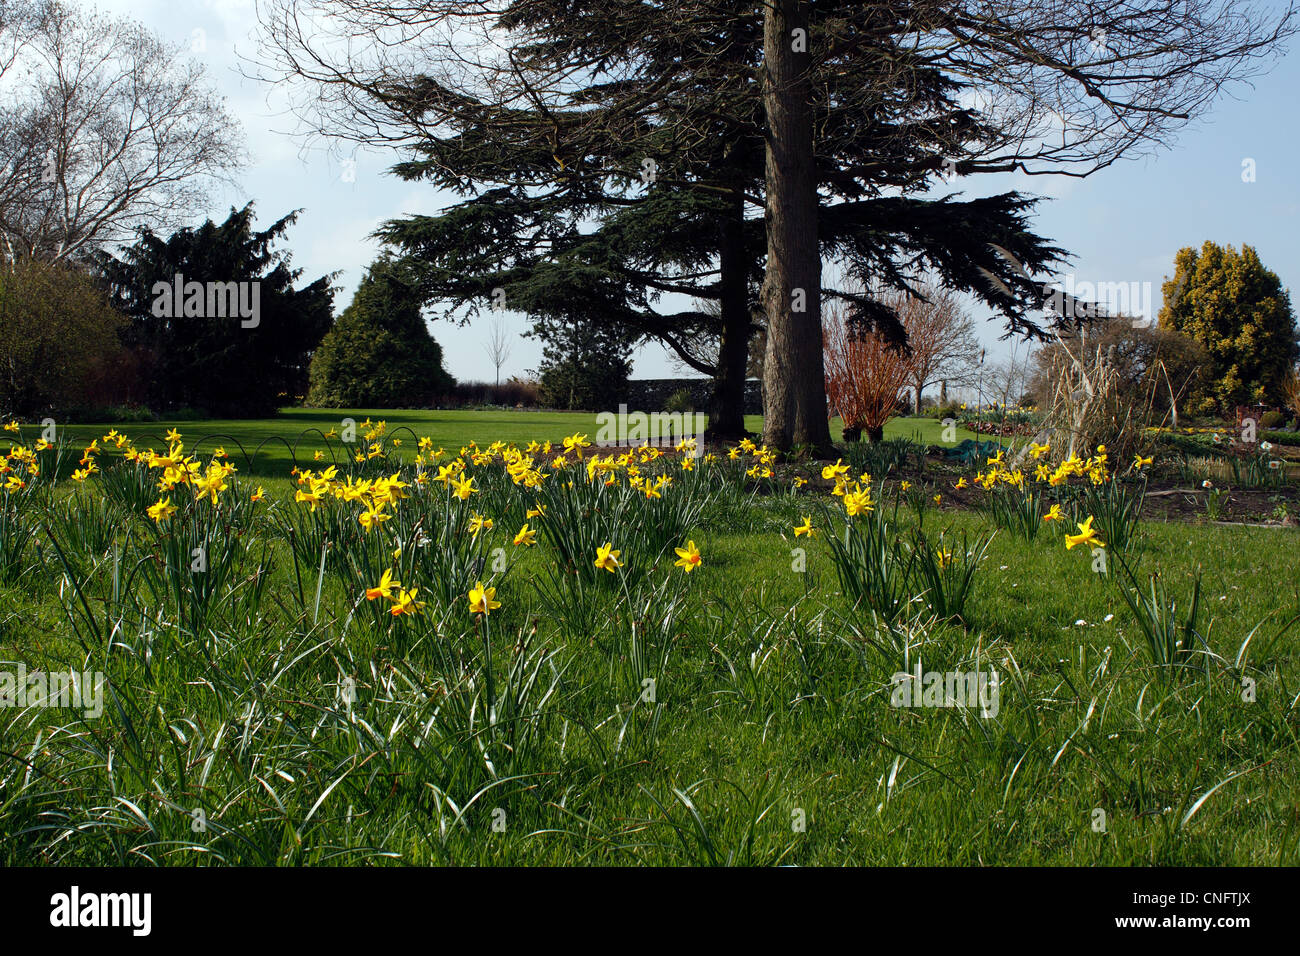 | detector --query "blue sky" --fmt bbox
[99,0,1300,384]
